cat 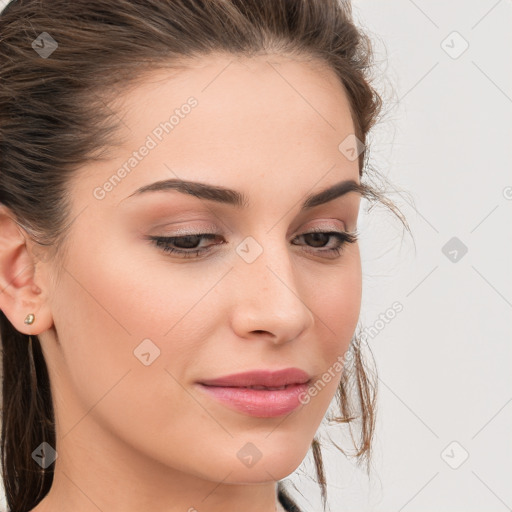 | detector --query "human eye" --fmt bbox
[148,232,225,259]
[292,227,359,259]
[148,227,358,260]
